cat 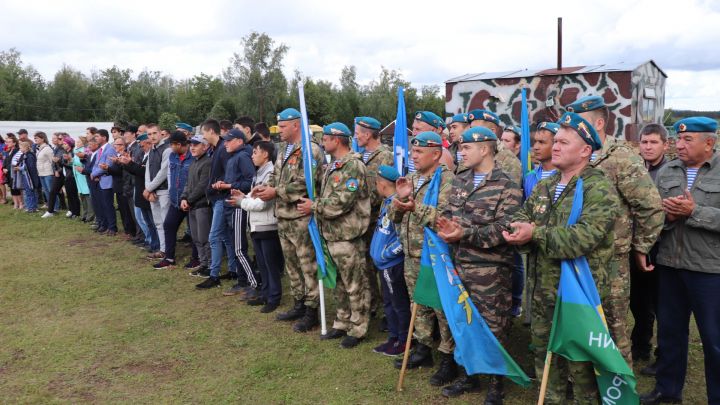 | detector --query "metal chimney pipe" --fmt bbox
[557,17,563,71]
